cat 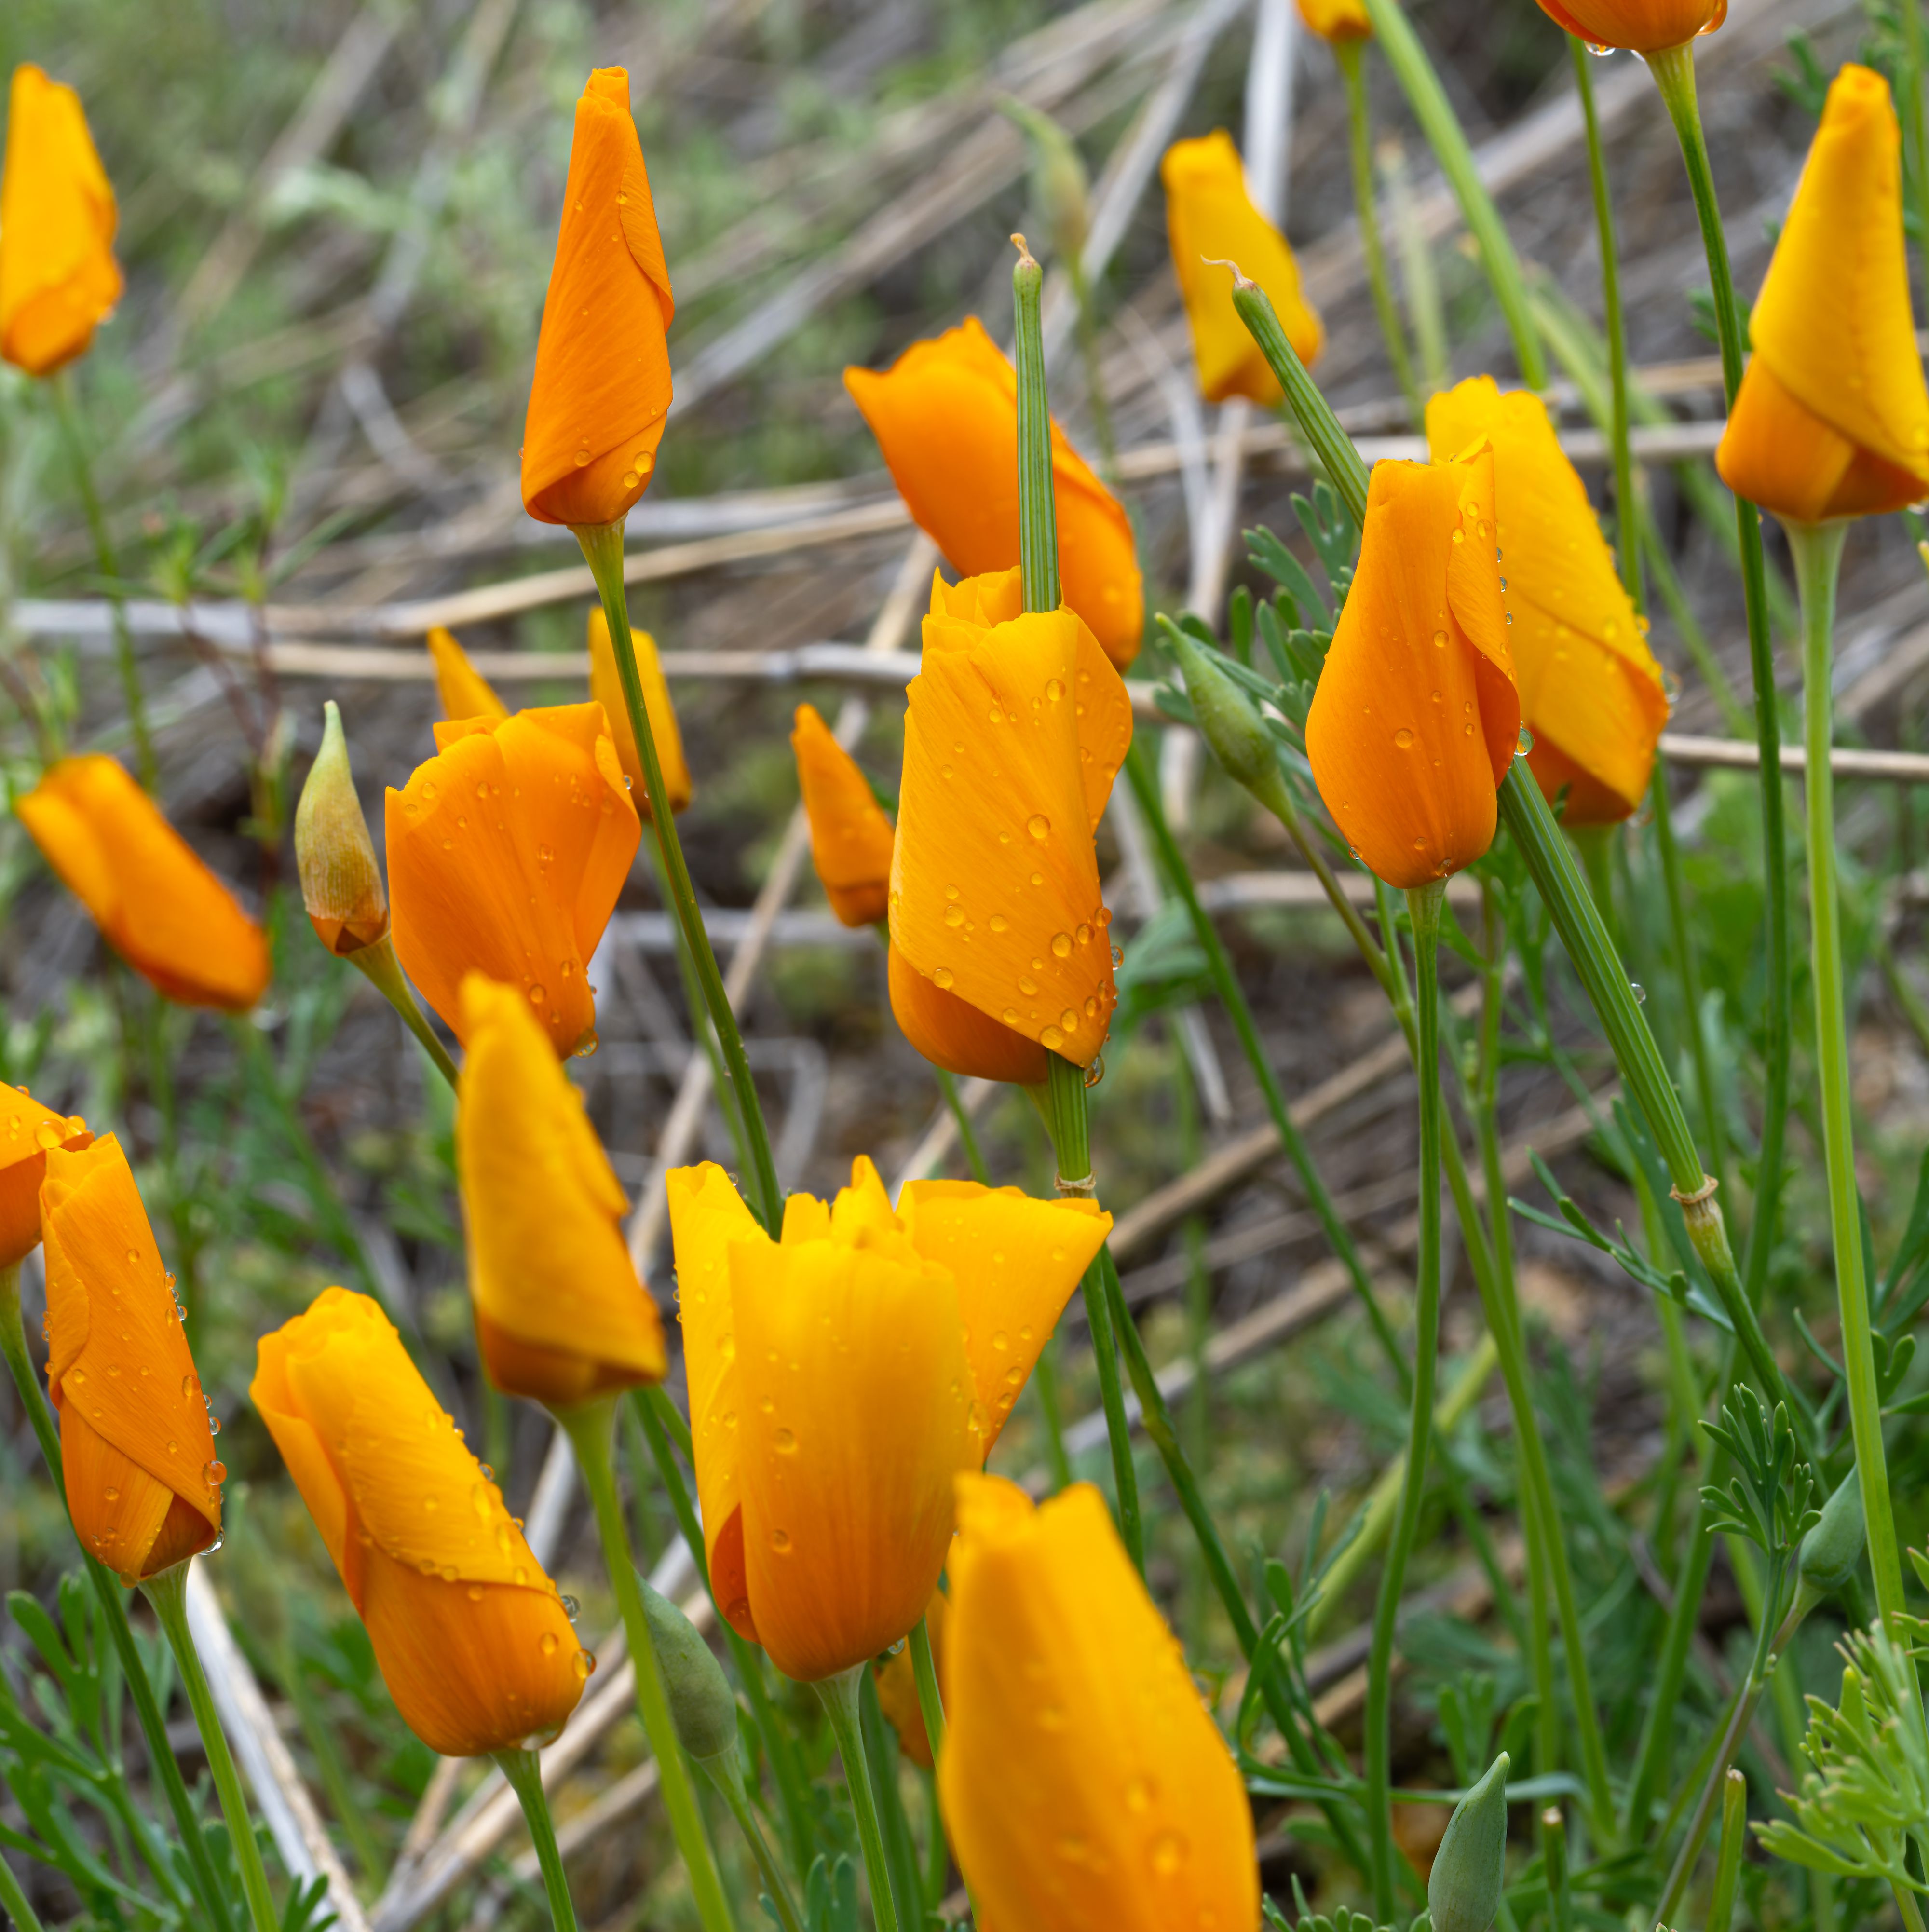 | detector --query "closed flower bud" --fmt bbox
[427,627,508,724]
[456,972,666,1407]
[1428,1752,1510,1932]
[792,703,894,928]
[18,754,272,1010]
[1715,66,1929,524]
[0,1085,90,1267]
[638,1573,740,1765]
[587,607,690,816]
[1530,0,1723,53]
[521,68,673,530]
[890,568,1132,1082]
[0,65,123,377]
[1305,445,1521,888]
[939,1475,1257,1932]
[845,321,1143,668]
[1162,132,1323,407]
[385,704,639,1055]
[666,1156,1107,1682]
[1168,626,1276,791]
[1298,0,1373,41]
[297,702,389,959]
[43,1137,220,1582]
[1426,378,1667,824]
[1797,1470,1865,1598]
[252,1288,586,1757]
[874,1586,947,1770]
[1004,101,1090,265]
